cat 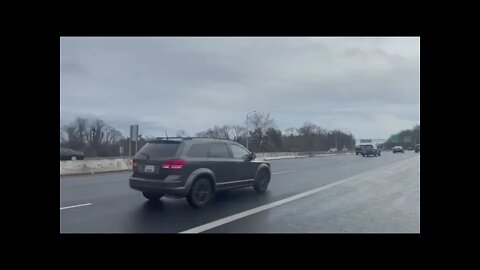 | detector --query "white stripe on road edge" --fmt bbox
[180,178,358,233]
[272,170,295,175]
[179,158,417,234]
[60,203,92,210]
